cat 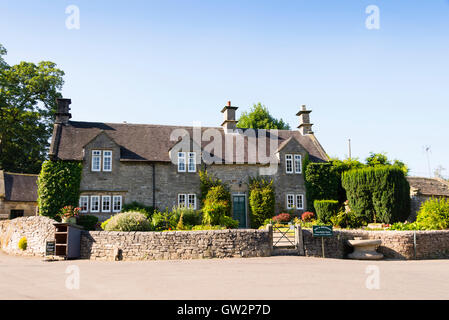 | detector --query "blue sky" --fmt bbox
[1,0,448,177]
